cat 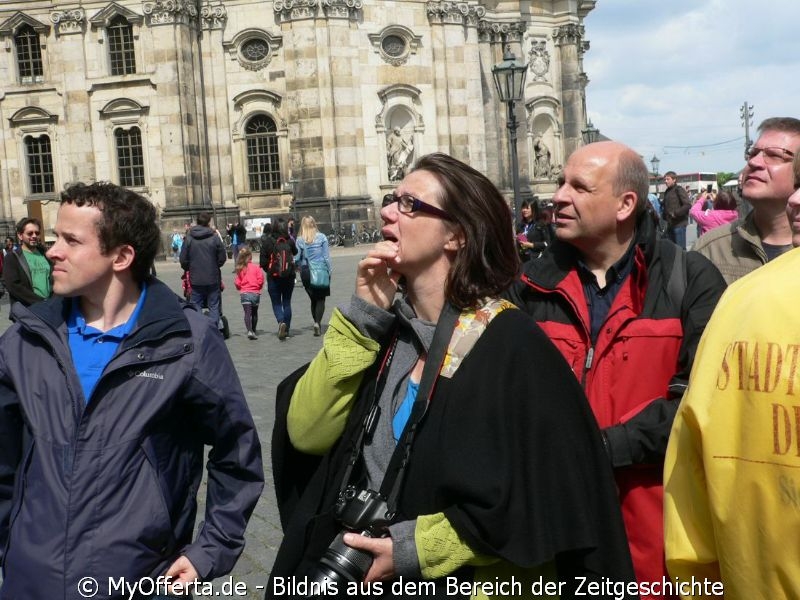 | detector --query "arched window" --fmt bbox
[25,135,55,195]
[15,25,43,83]
[115,127,145,187]
[245,115,281,191]
[108,16,135,76]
